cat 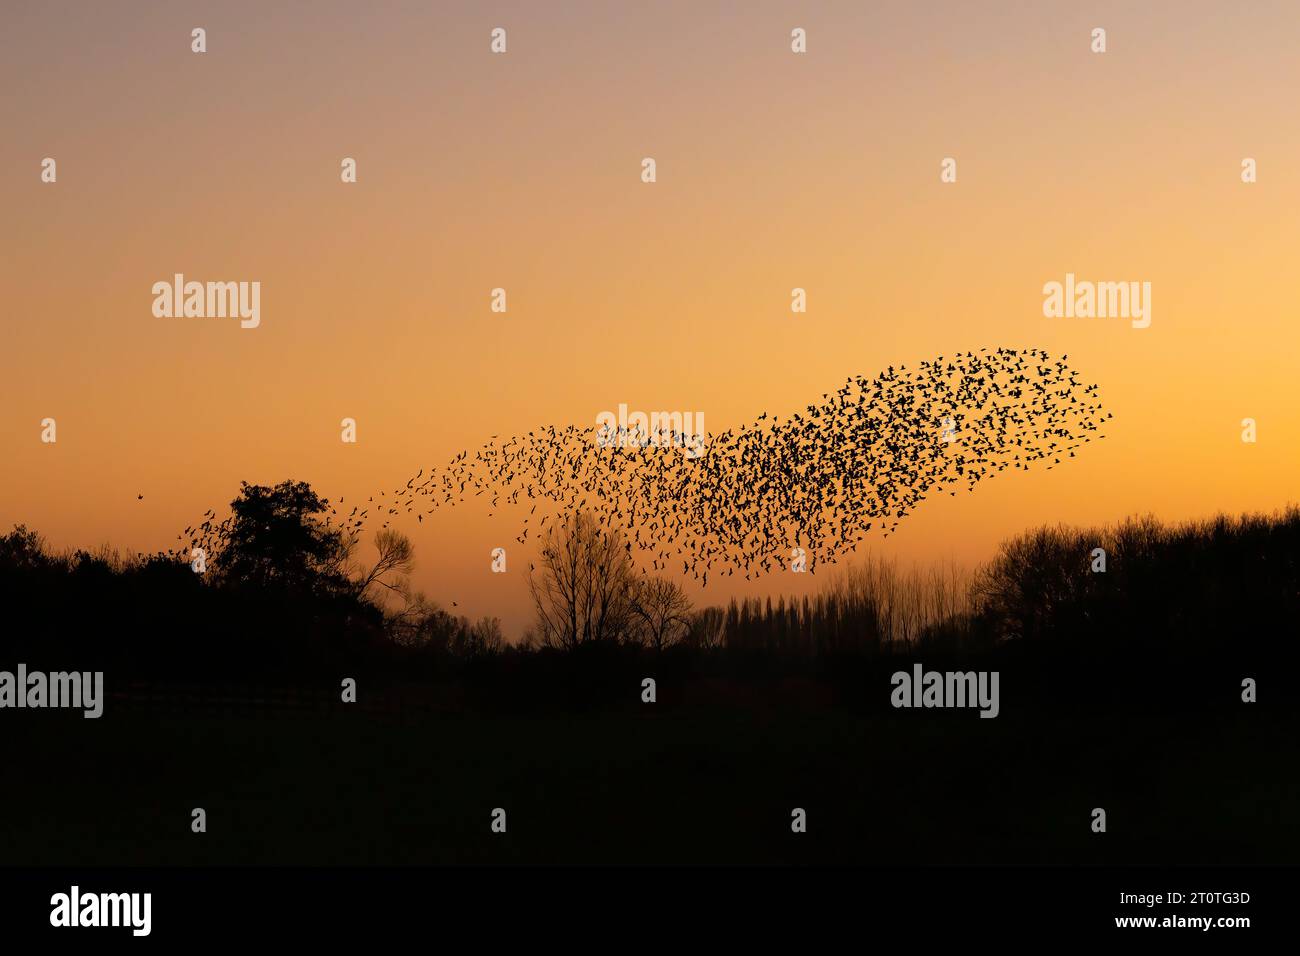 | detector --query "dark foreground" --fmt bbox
[6,707,1296,865]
